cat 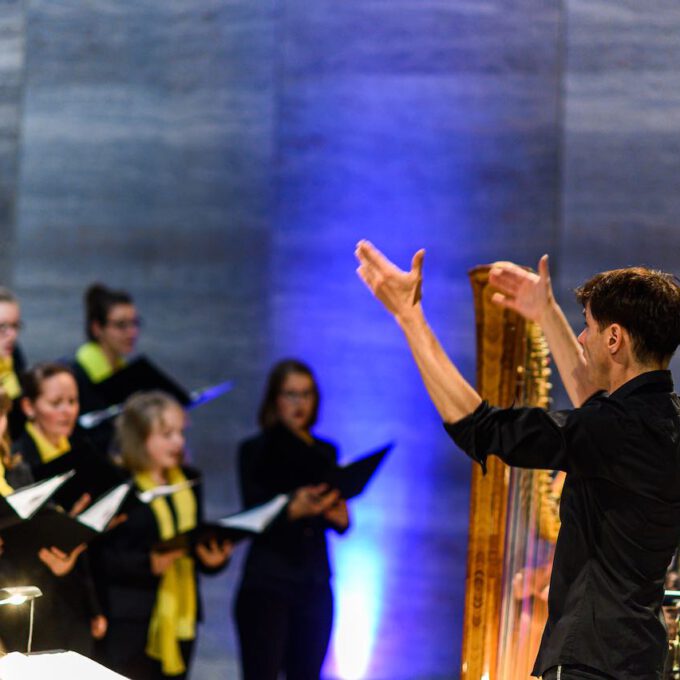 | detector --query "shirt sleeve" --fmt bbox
[443,391,617,476]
